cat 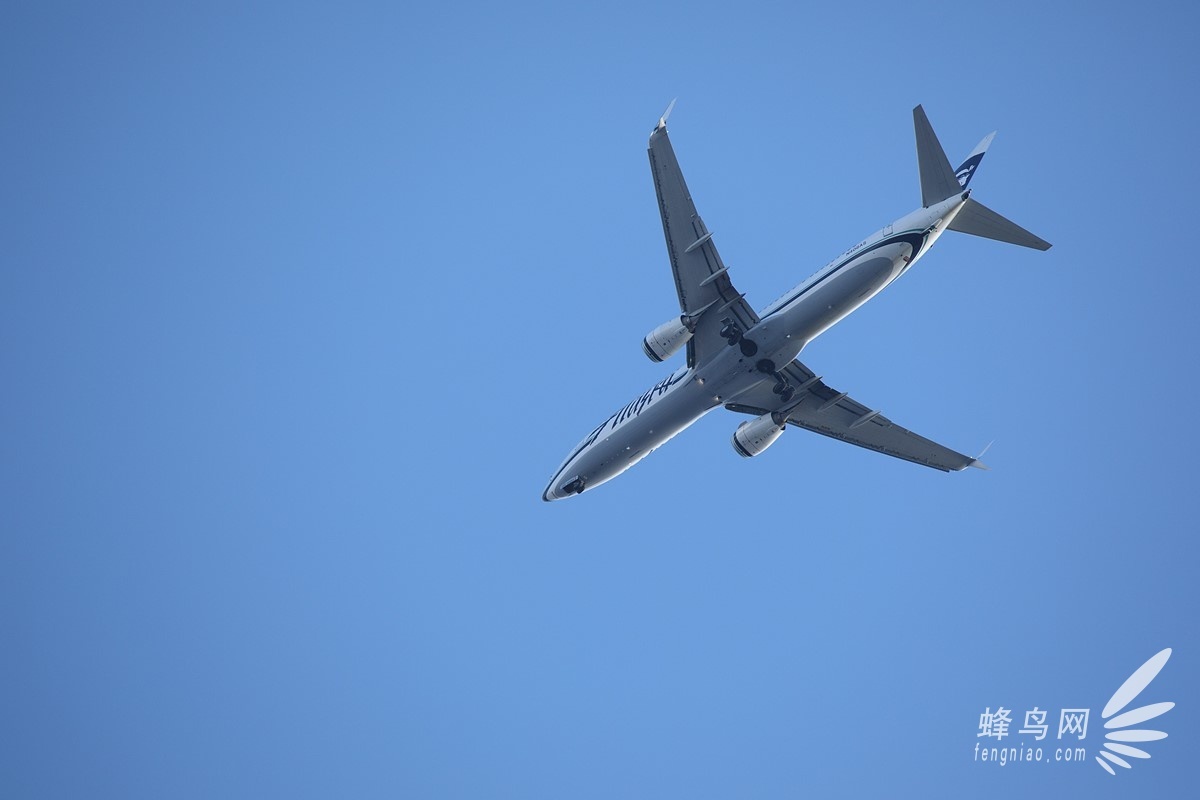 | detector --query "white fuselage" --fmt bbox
[543,194,967,501]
